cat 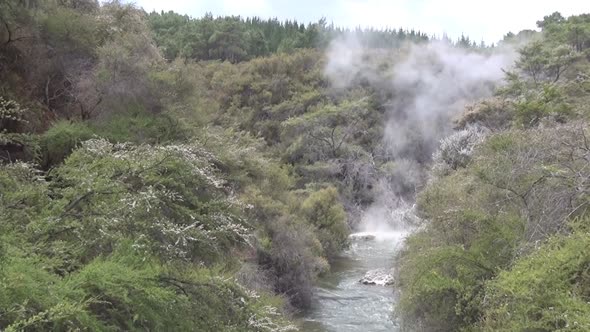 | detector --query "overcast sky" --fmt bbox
[133,0,589,44]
